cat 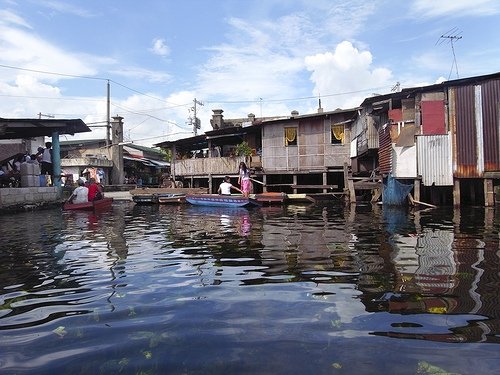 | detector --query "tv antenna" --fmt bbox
[436,27,462,80]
